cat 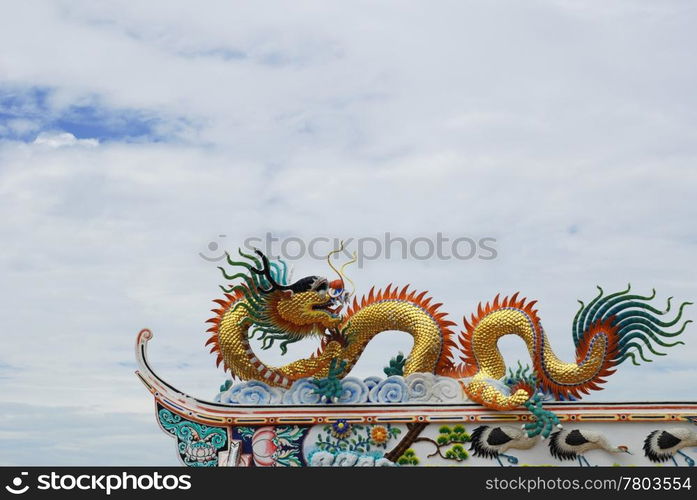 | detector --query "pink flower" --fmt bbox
[251,427,278,467]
